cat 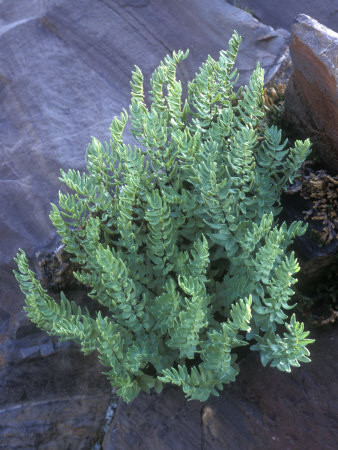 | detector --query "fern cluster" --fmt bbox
[14,31,314,402]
